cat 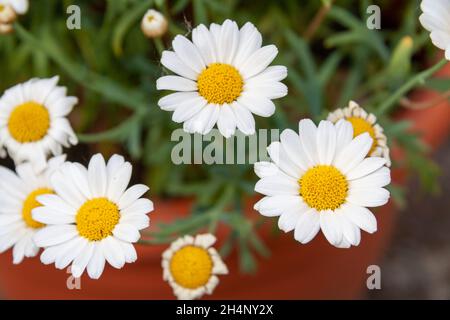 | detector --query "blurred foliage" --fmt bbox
[0,0,446,273]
